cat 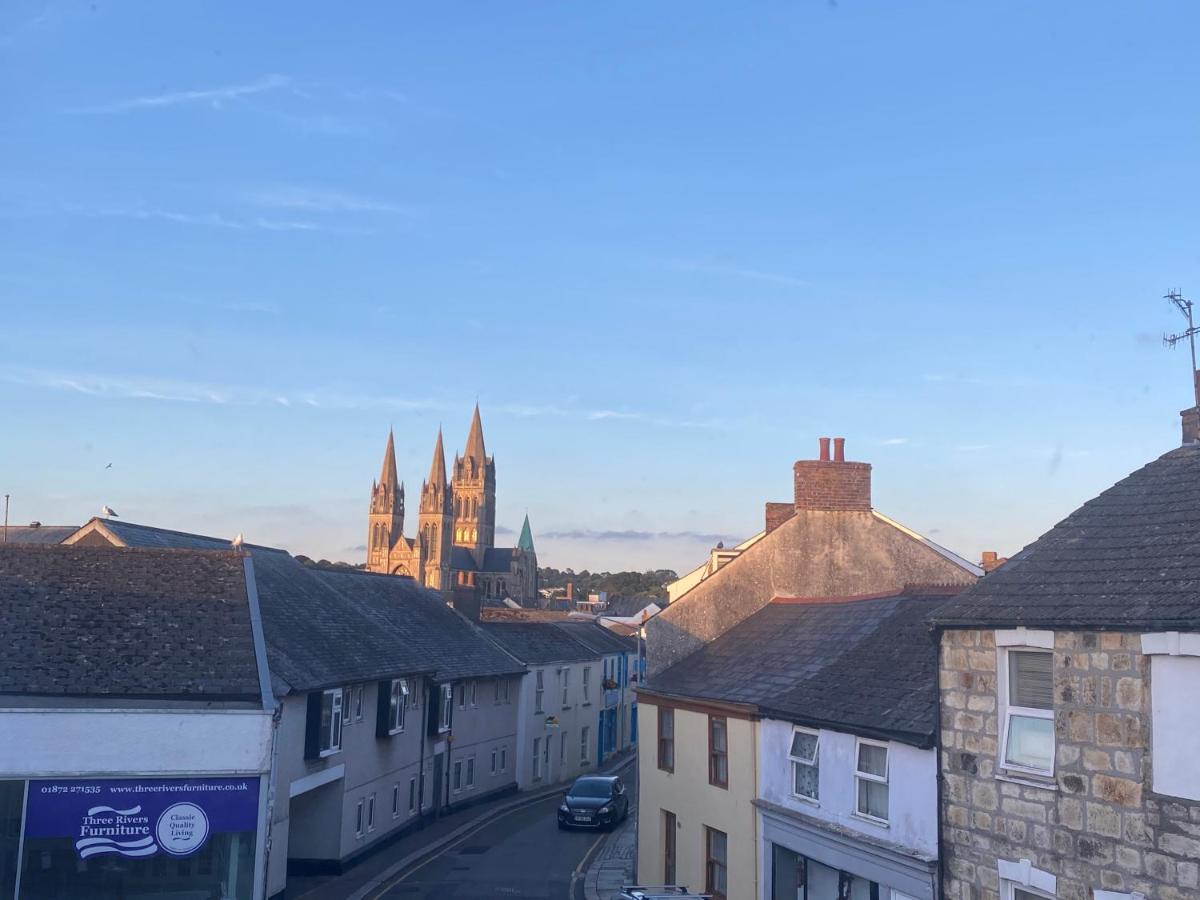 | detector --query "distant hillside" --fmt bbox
[538,567,677,600]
